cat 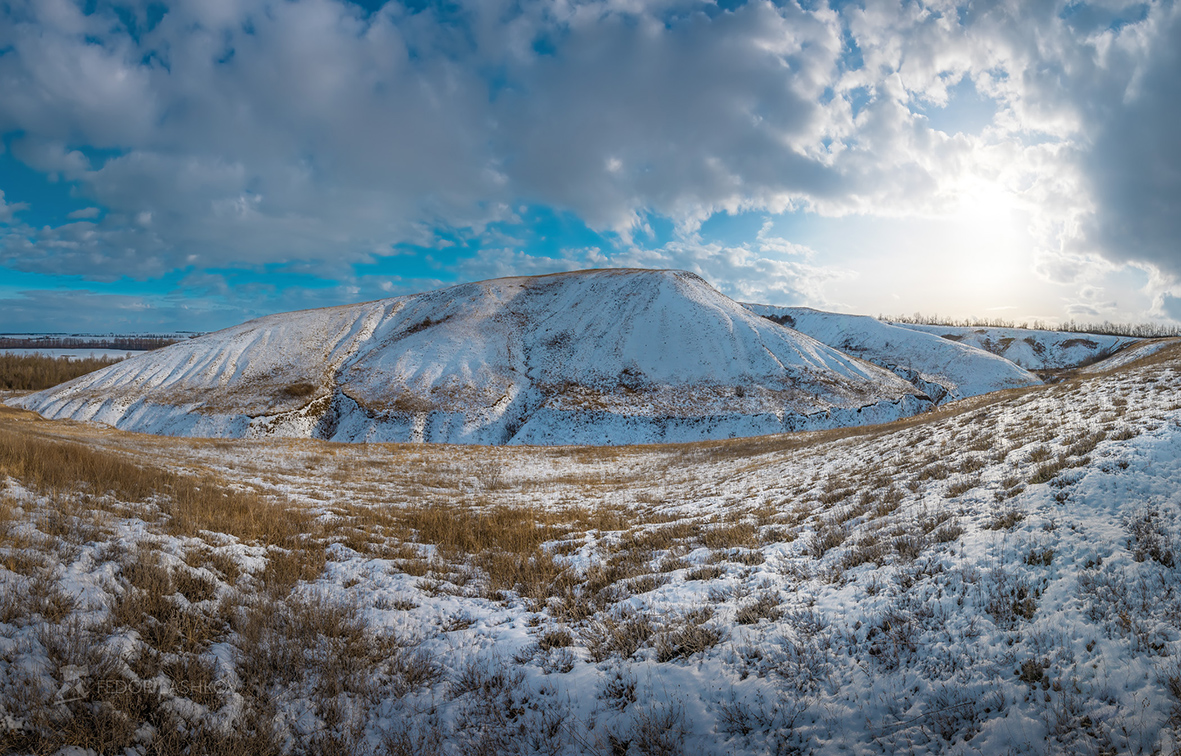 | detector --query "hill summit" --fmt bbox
[12,269,934,445]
